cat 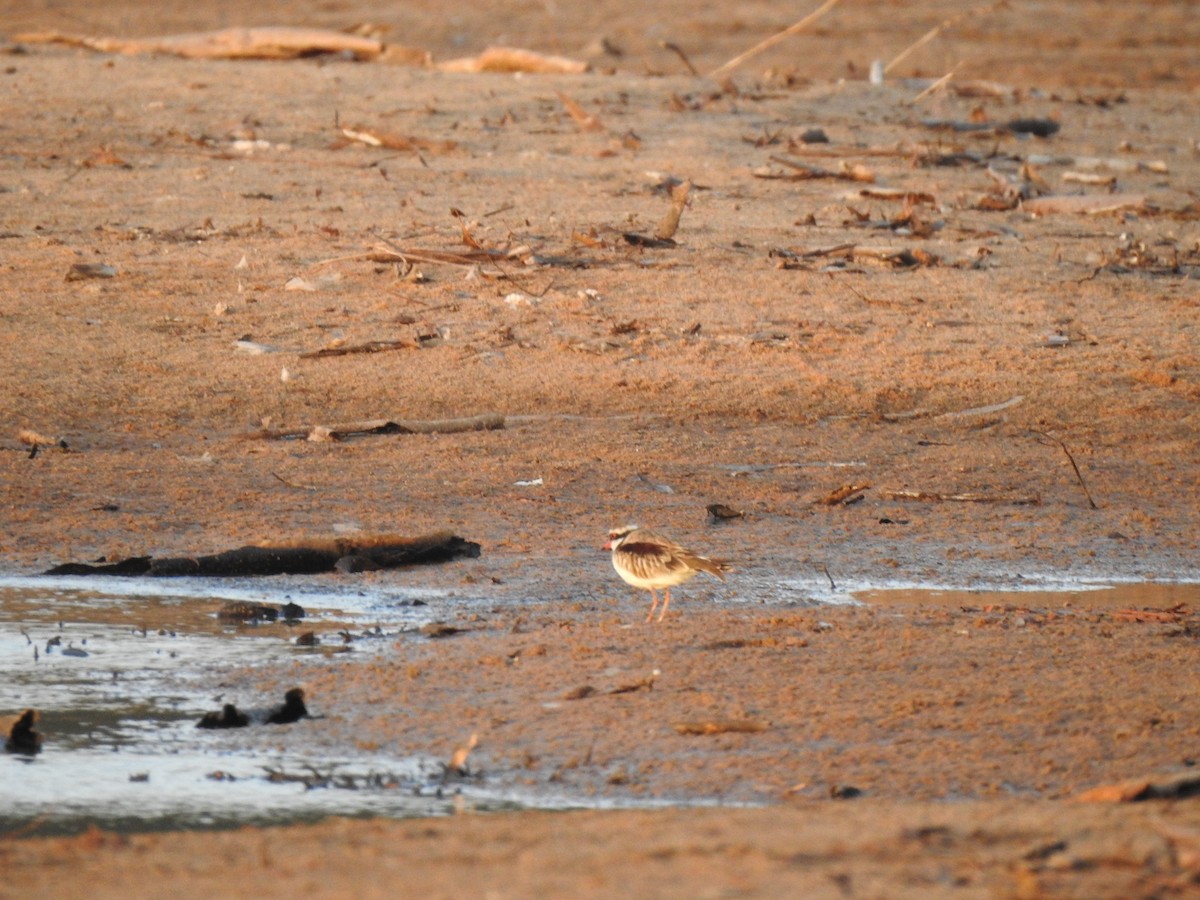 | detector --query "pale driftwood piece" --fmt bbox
[708,0,844,79]
[880,489,1040,505]
[243,413,505,441]
[1062,172,1118,187]
[1022,194,1147,216]
[436,46,589,74]
[339,126,458,154]
[938,395,1024,419]
[14,27,384,60]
